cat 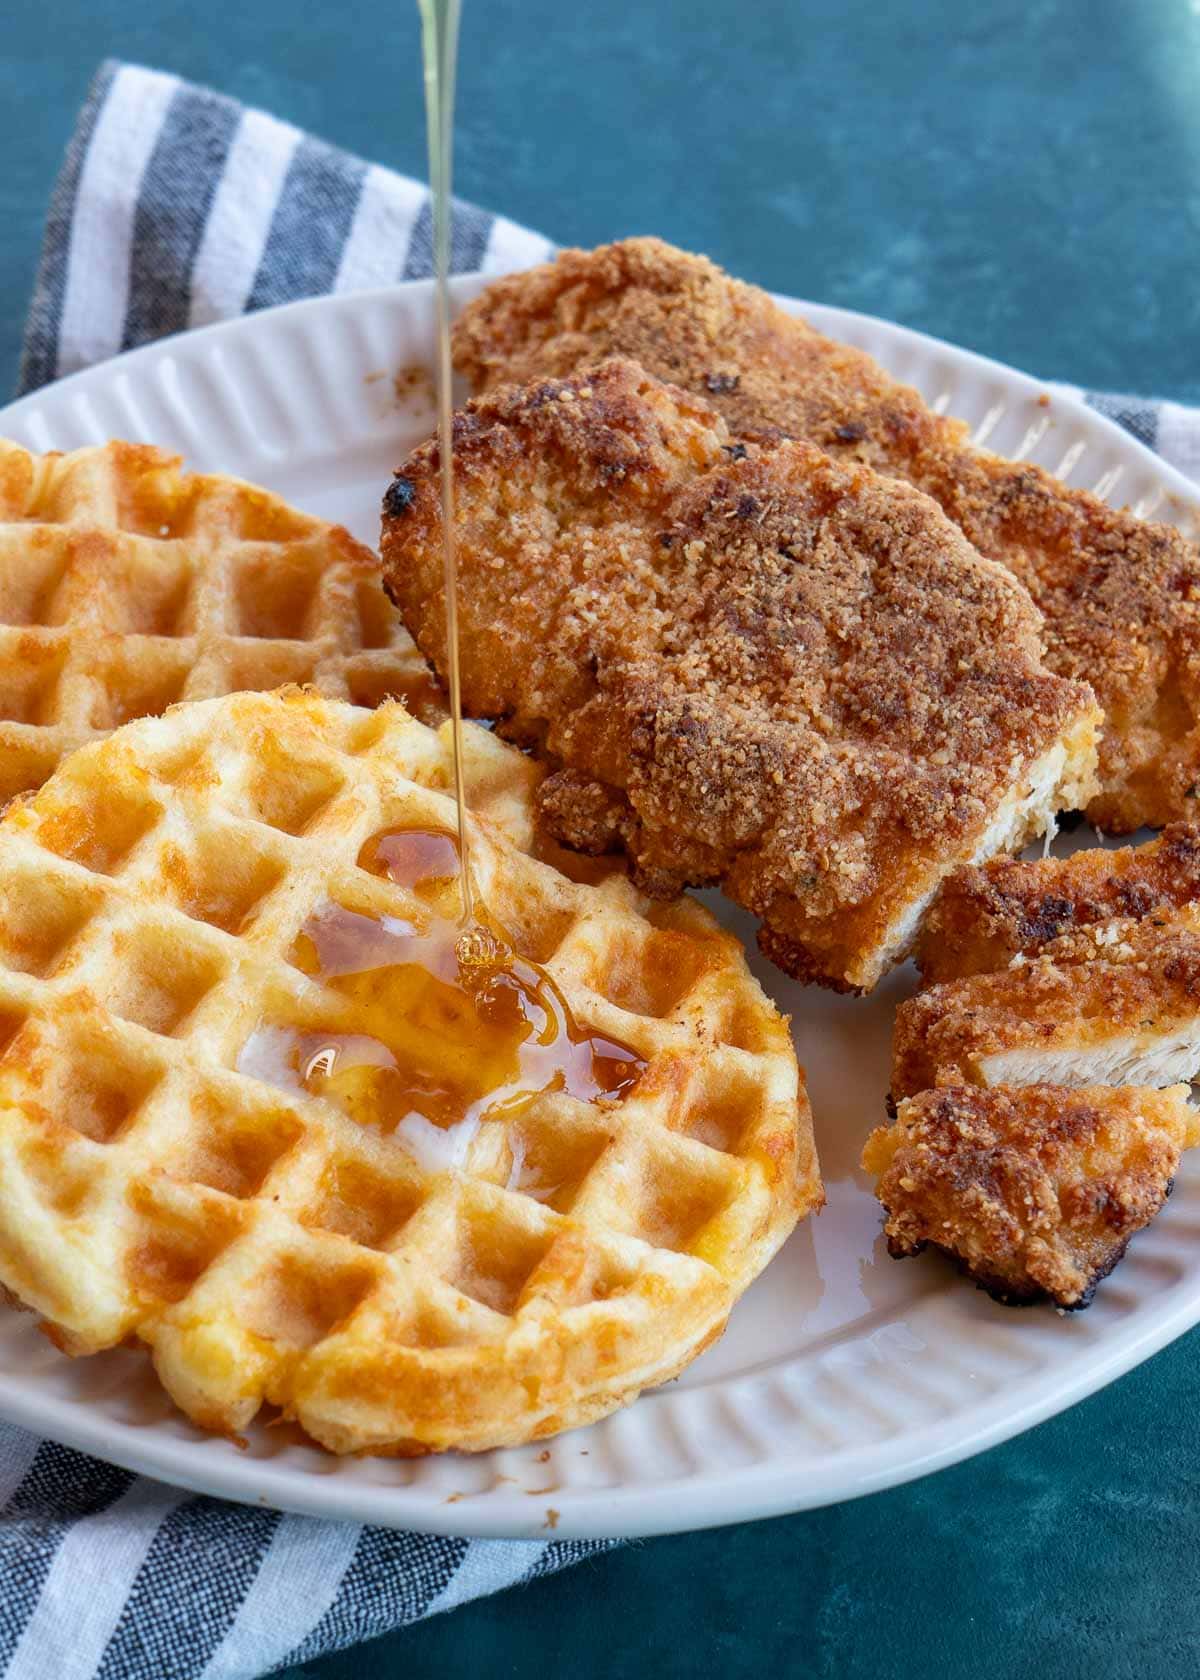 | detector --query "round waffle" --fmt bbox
[0,438,445,807]
[0,689,817,1453]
